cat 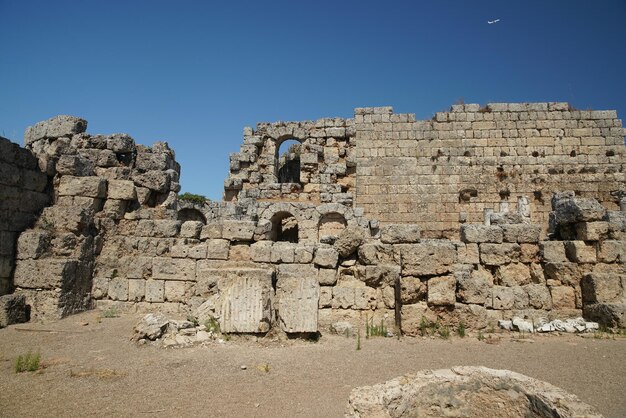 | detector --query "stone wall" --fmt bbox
[354,104,625,238]
[0,136,49,295]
